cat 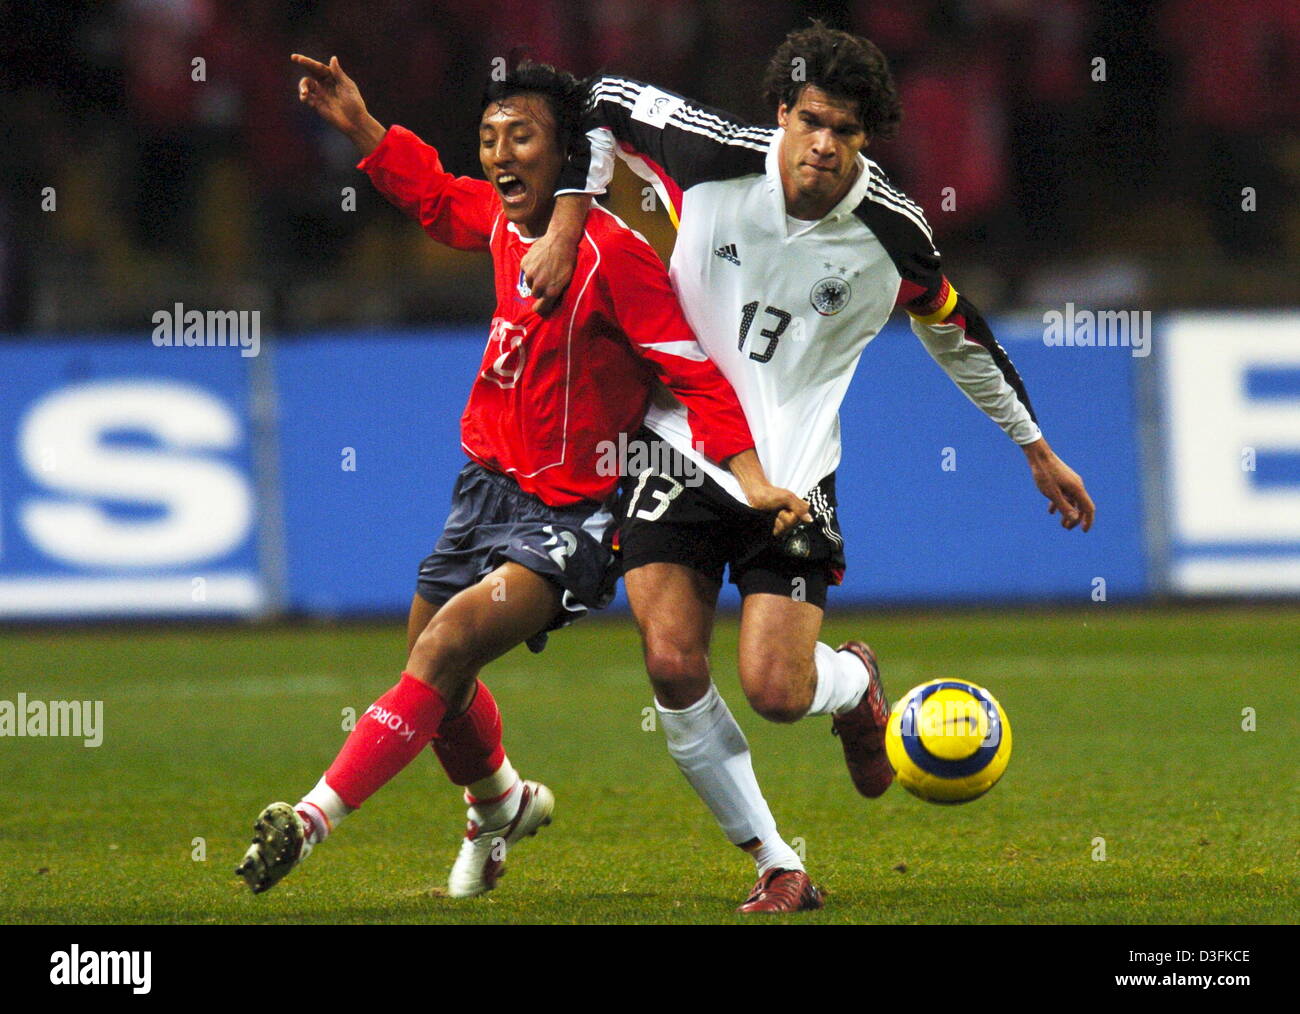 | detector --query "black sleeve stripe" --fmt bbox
[954,294,1039,425]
